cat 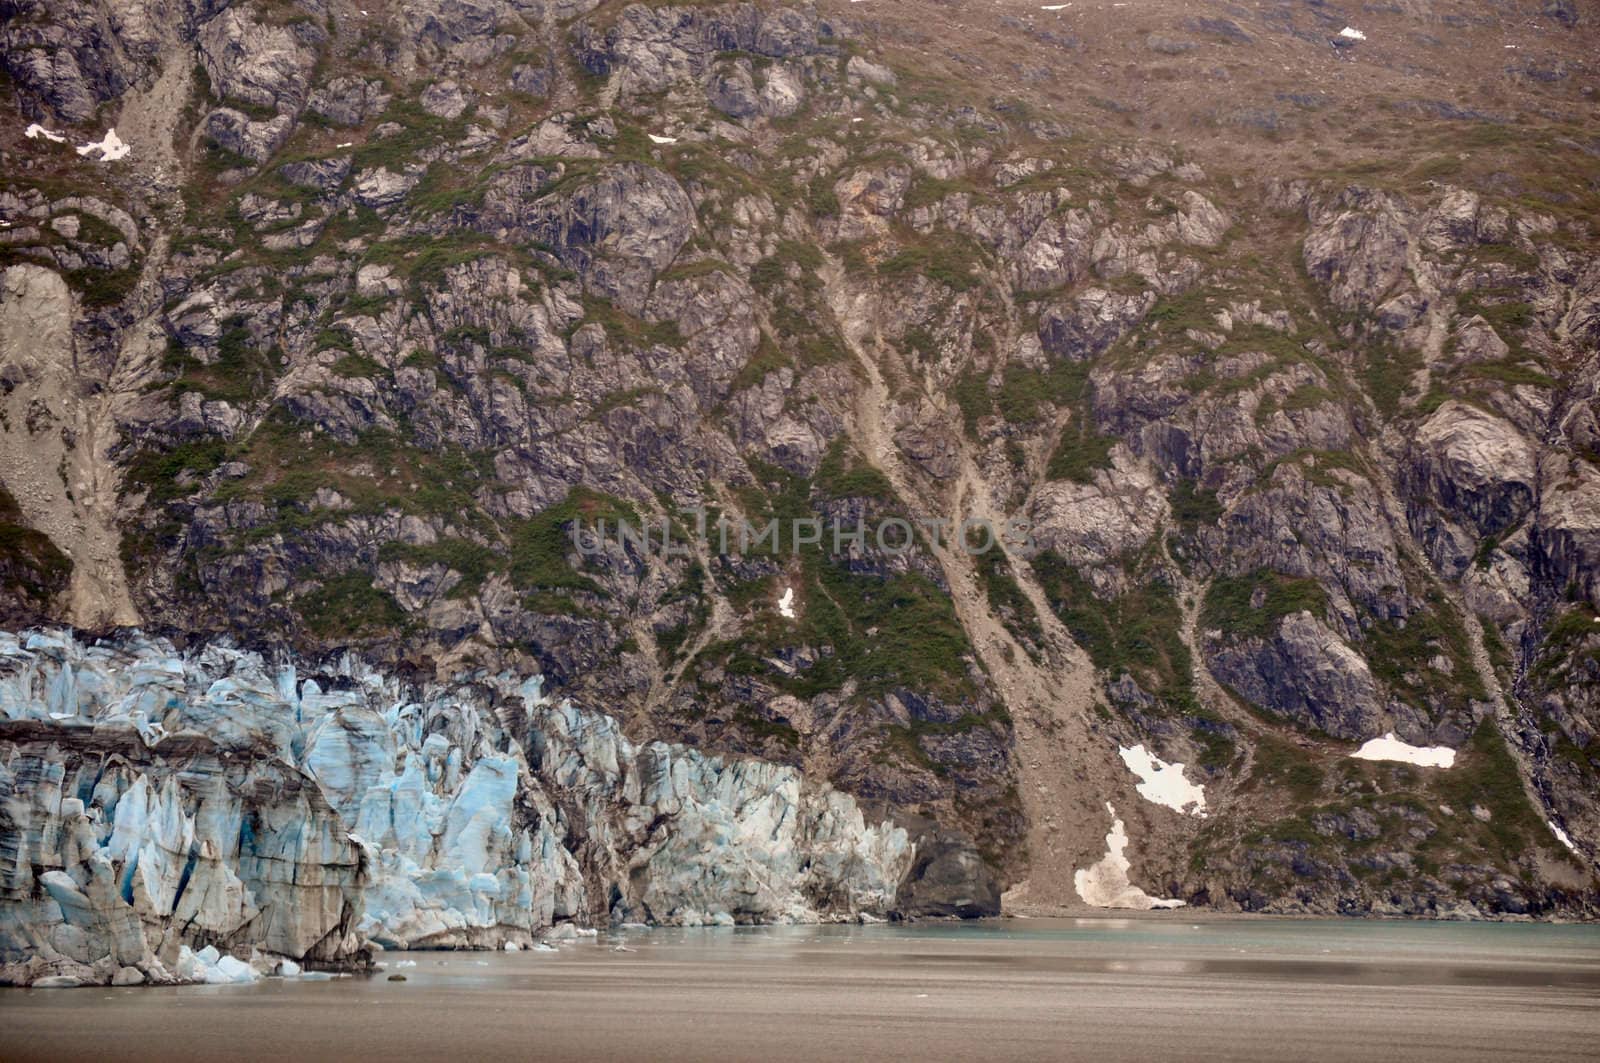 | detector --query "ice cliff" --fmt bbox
[0,629,912,987]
